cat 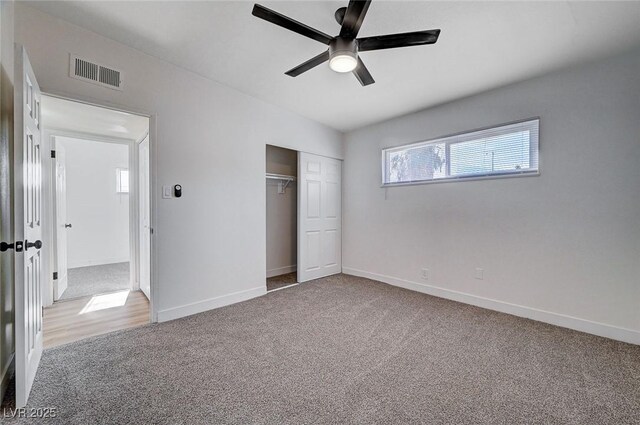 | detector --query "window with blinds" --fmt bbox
[382,118,539,185]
